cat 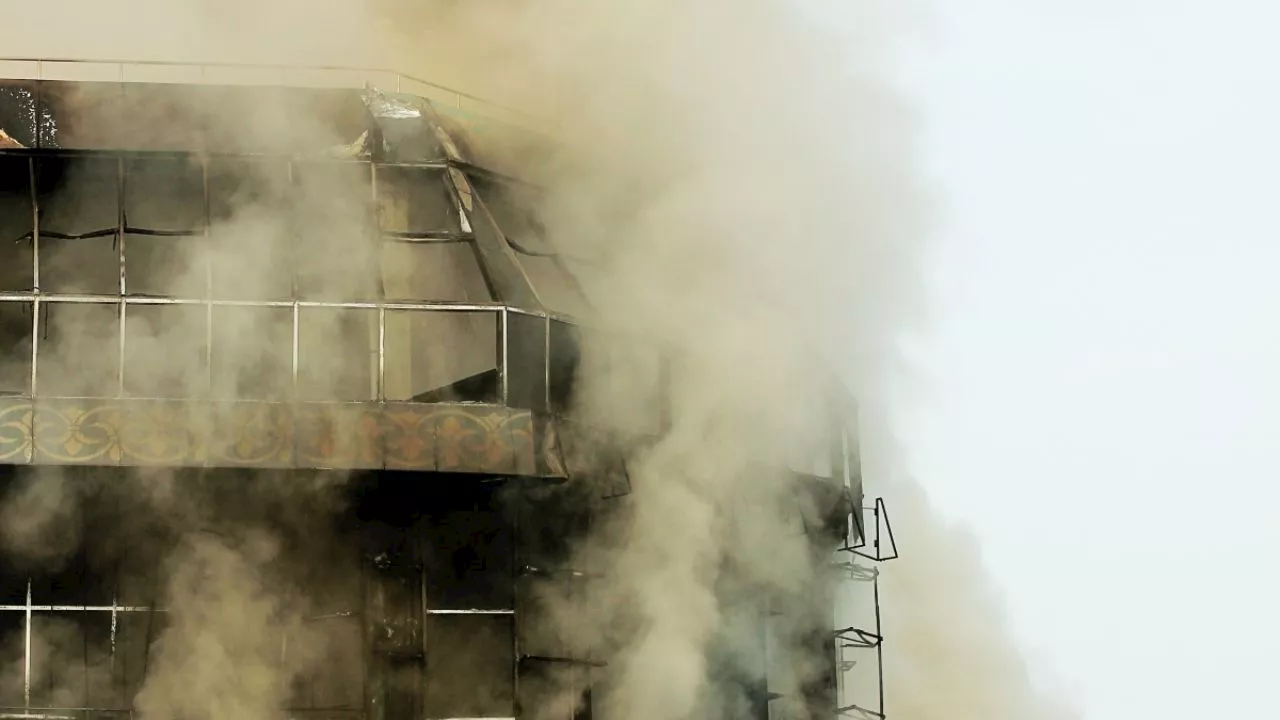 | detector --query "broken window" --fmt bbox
[122,157,206,298]
[37,158,120,296]
[376,166,458,238]
[0,157,34,293]
[383,309,499,403]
